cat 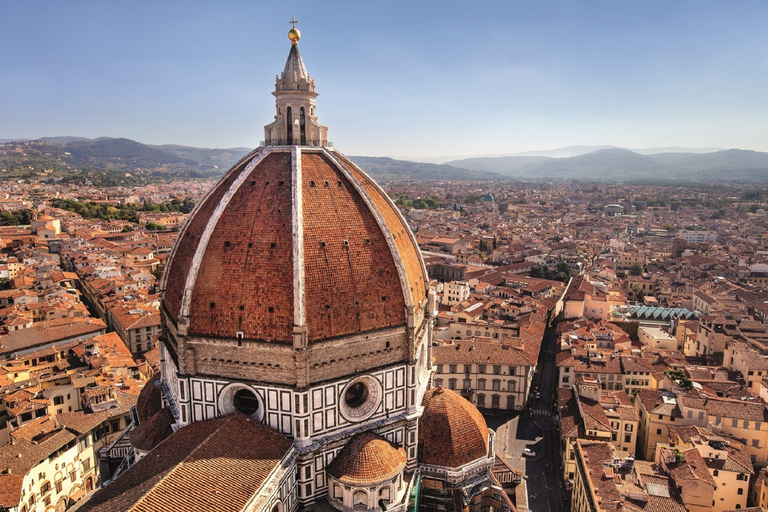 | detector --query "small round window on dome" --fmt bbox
[233,389,260,415]
[344,382,369,408]
[339,376,382,422]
